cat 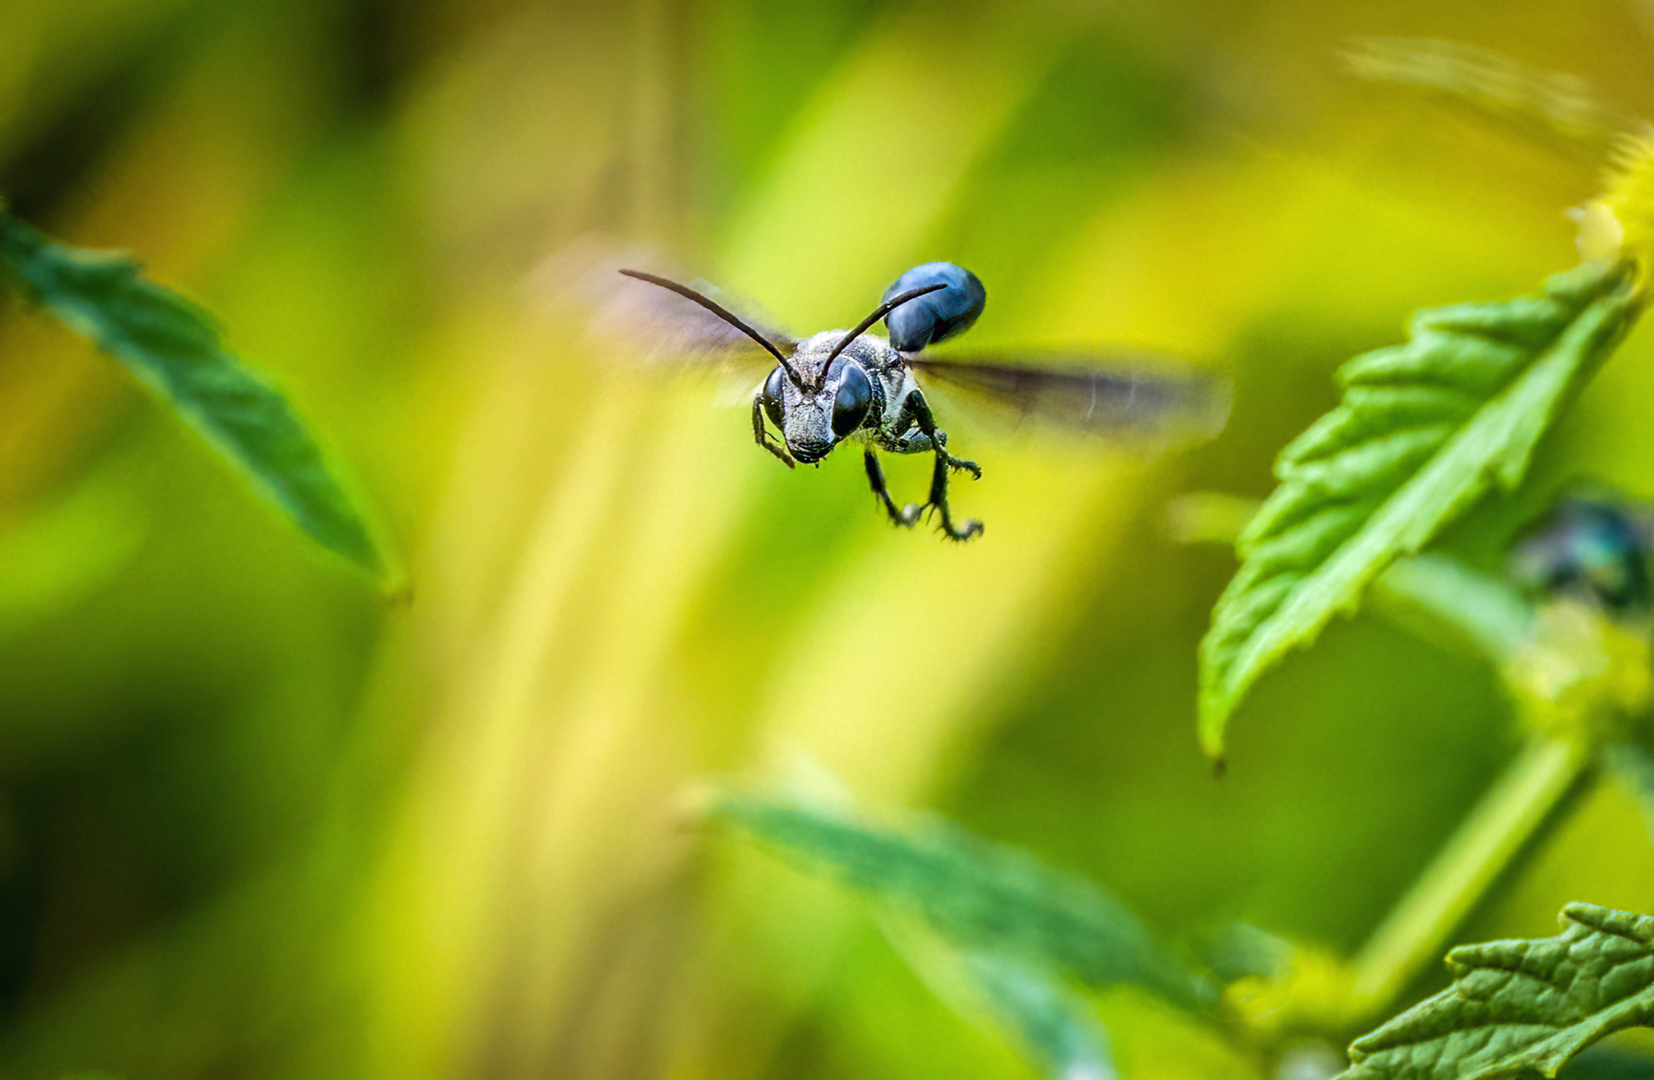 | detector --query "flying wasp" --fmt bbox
[615,262,1226,540]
